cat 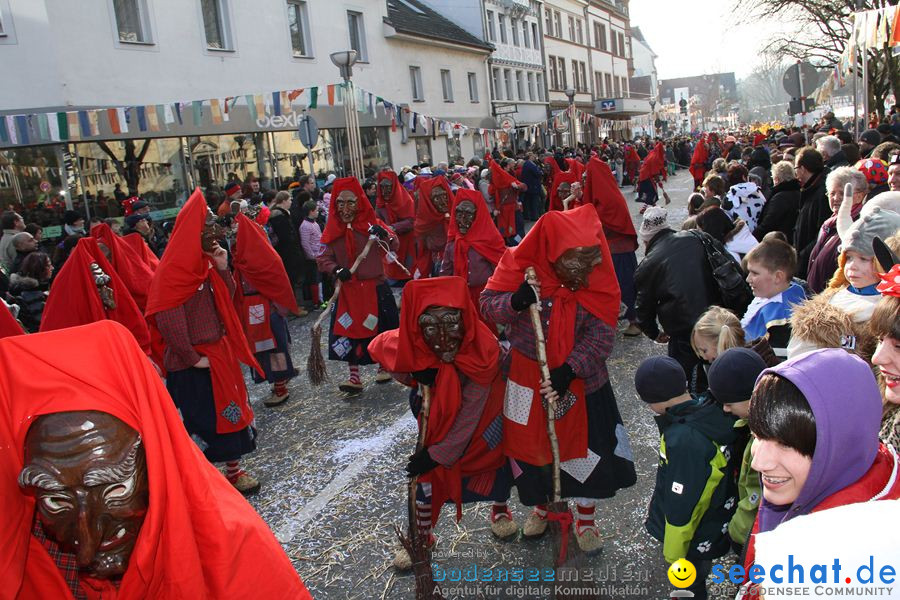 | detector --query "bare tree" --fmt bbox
[737,0,900,119]
[96,139,152,196]
[738,53,793,121]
